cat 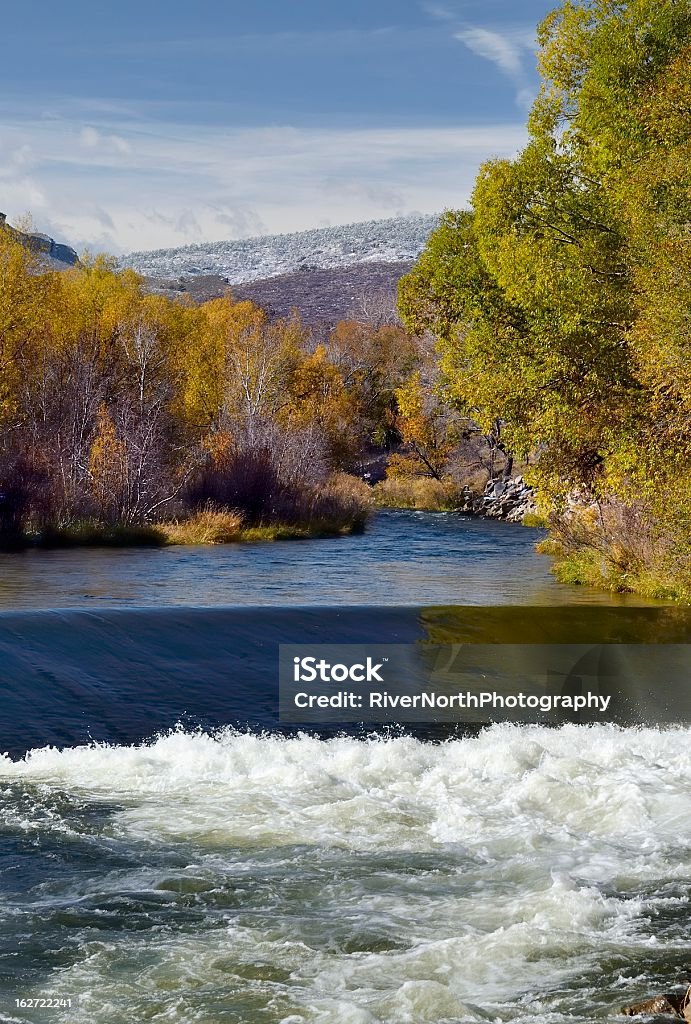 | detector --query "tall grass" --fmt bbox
[36,521,167,548]
[372,476,460,511]
[162,476,372,546]
[538,498,691,603]
[161,508,244,545]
